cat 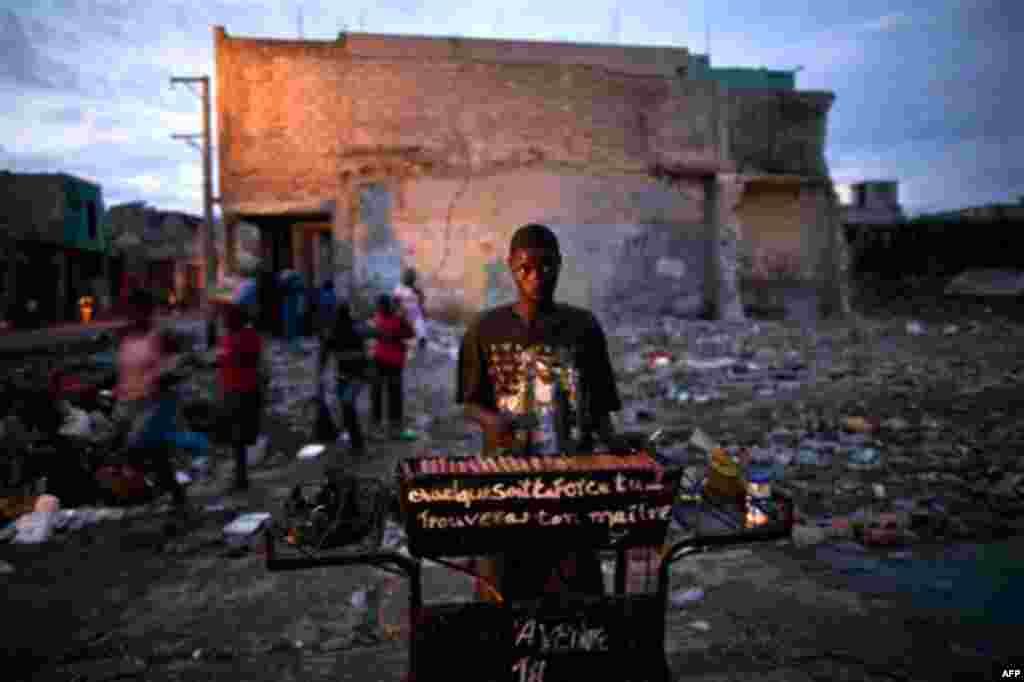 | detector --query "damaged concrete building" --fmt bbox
[214,27,849,322]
